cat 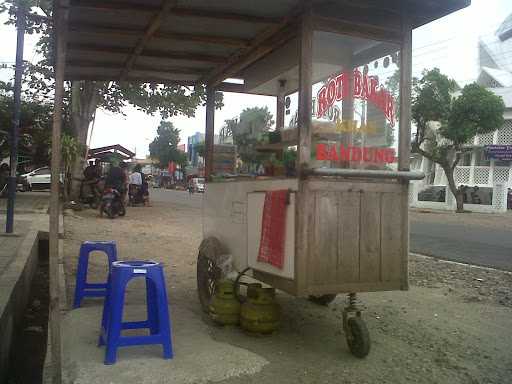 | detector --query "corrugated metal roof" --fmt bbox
[60,0,471,88]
